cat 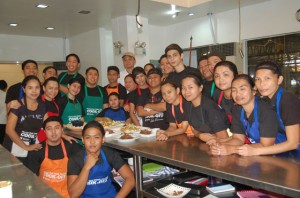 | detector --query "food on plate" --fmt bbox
[173,190,183,196]
[98,120,123,128]
[105,129,114,134]
[140,129,152,135]
[120,133,133,139]
[71,120,84,127]
[120,124,139,133]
